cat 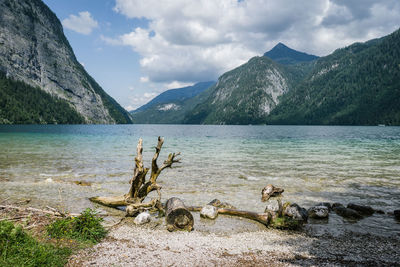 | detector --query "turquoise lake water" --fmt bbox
[0,125,399,236]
